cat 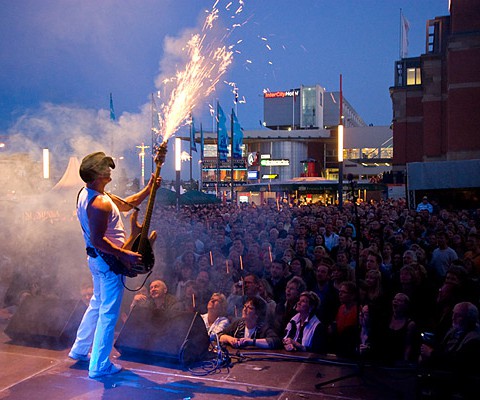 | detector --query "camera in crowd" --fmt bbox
[420,332,435,346]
